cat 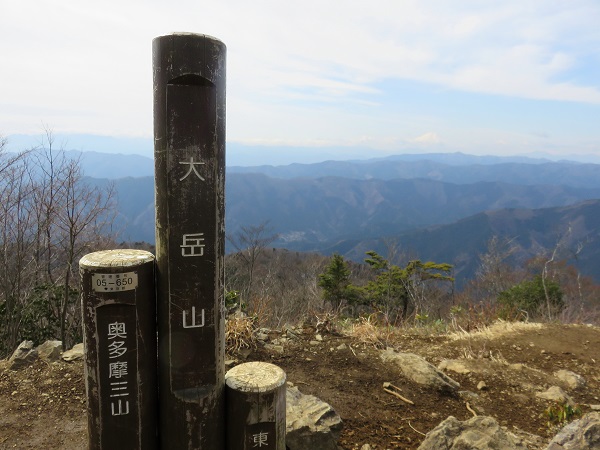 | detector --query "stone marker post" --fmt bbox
[153,33,226,449]
[225,362,287,450]
[79,249,157,450]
